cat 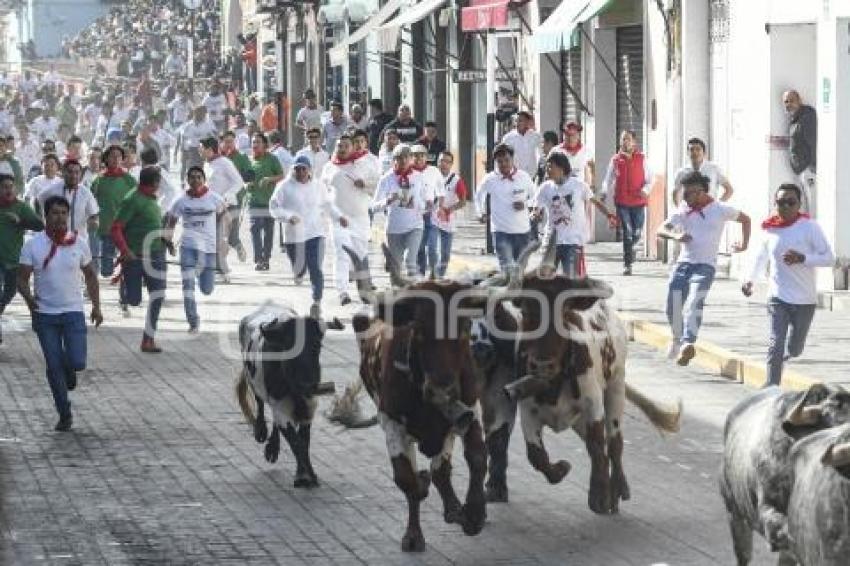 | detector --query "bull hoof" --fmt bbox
[460,502,486,536]
[485,483,509,503]
[416,470,431,500]
[254,421,268,443]
[401,529,426,553]
[544,460,571,484]
[294,472,319,489]
[611,475,630,505]
[264,440,280,463]
[588,485,612,515]
[443,502,463,525]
